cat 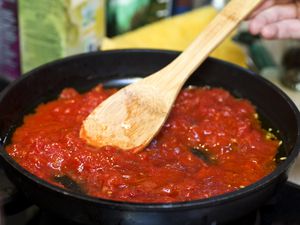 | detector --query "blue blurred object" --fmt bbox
[172,0,193,14]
